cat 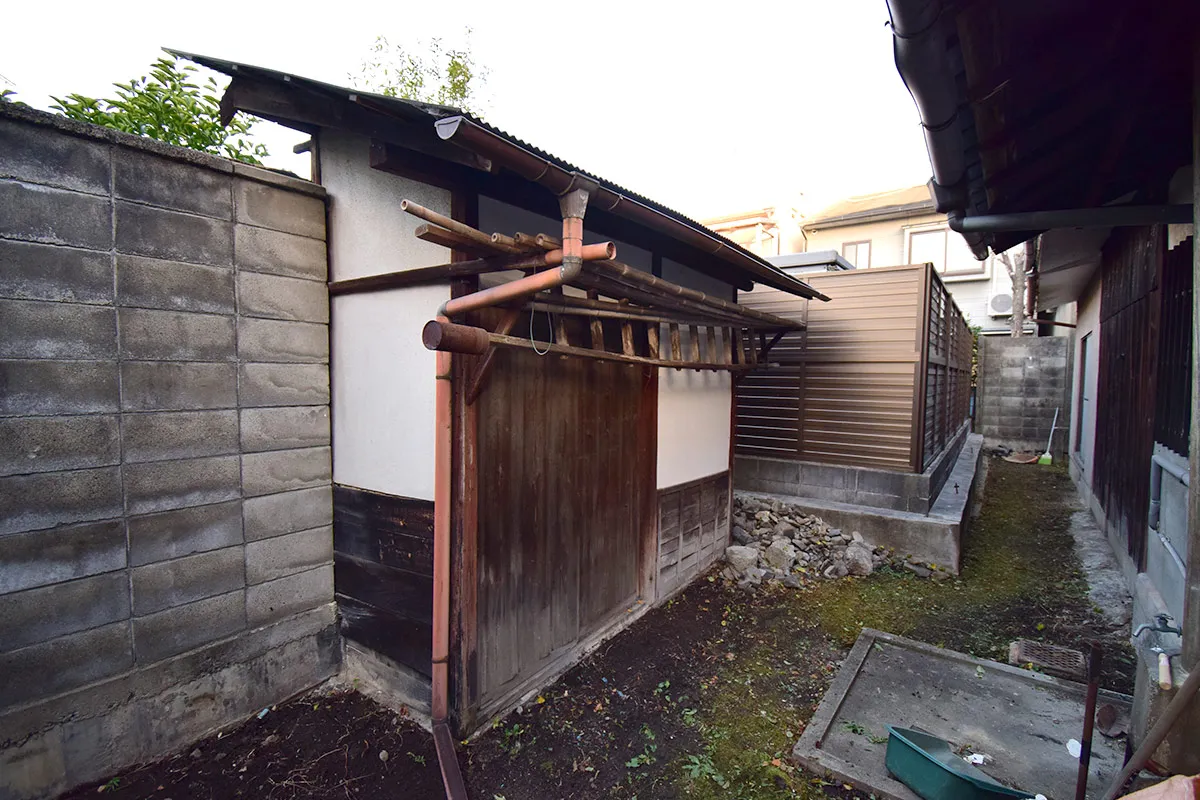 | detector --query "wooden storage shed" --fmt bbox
[186,51,825,793]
